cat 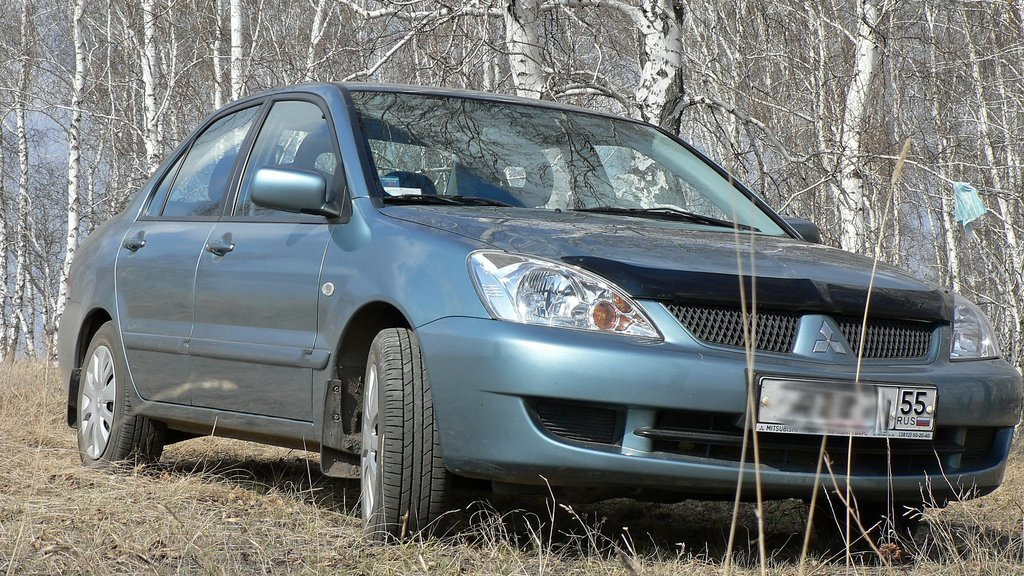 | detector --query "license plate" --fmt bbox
[755,377,936,439]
